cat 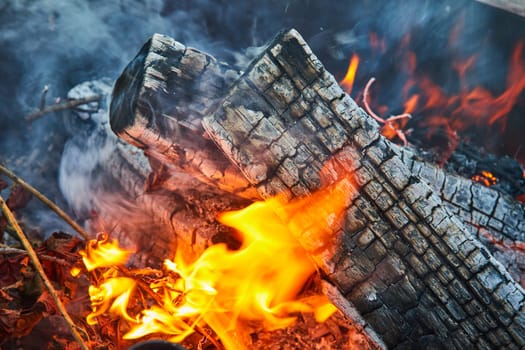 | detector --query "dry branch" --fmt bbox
[25,95,102,122]
[0,243,70,265]
[0,164,89,240]
[0,195,89,350]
